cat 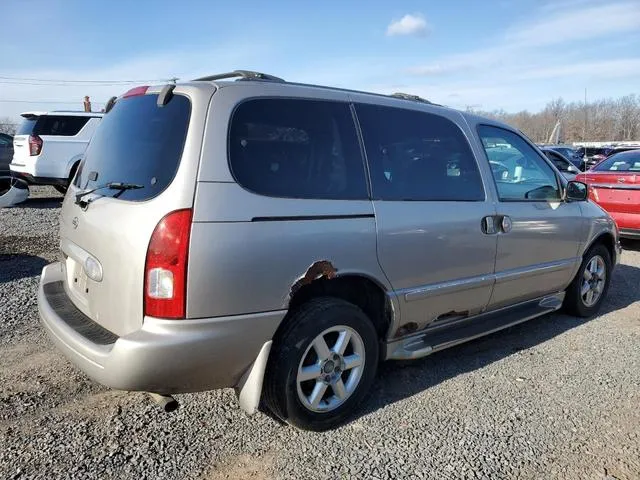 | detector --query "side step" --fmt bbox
[386,292,564,360]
